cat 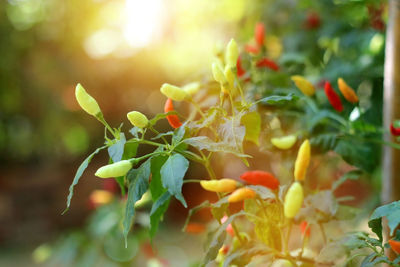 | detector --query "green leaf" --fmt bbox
[332,169,363,191]
[334,138,377,172]
[160,153,189,207]
[122,160,151,246]
[150,191,171,239]
[150,154,168,201]
[210,195,229,222]
[183,201,210,231]
[218,116,246,155]
[241,111,261,145]
[258,93,299,105]
[370,201,400,237]
[129,127,140,138]
[183,136,251,158]
[108,133,126,163]
[172,125,185,145]
[247,185,275,200]
[122,142,138,160]
[151,131,173,140]
[63,146,107,214]
[310,133,338,153]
